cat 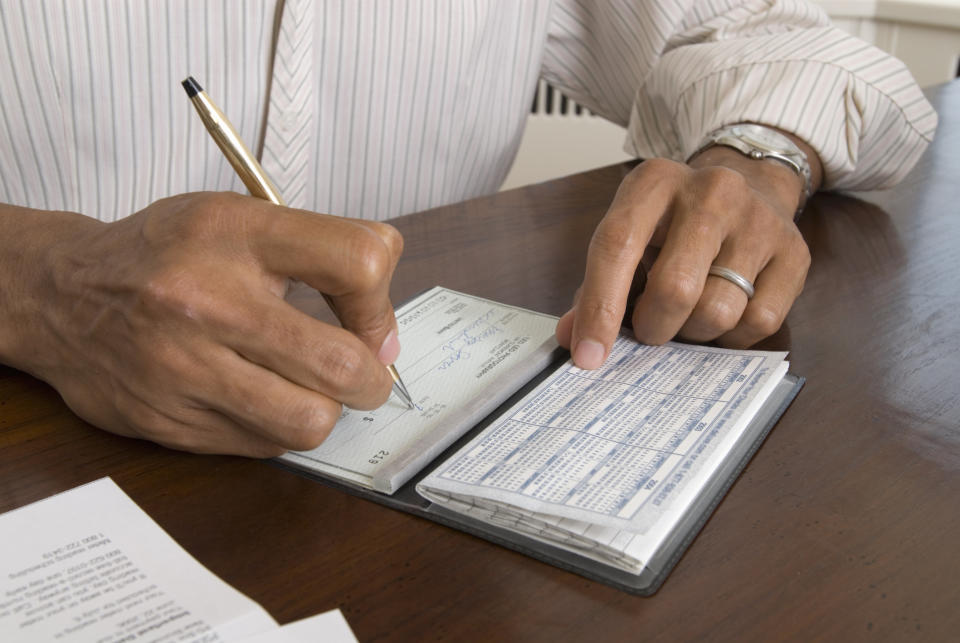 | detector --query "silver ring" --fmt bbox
[708,265,755,299]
